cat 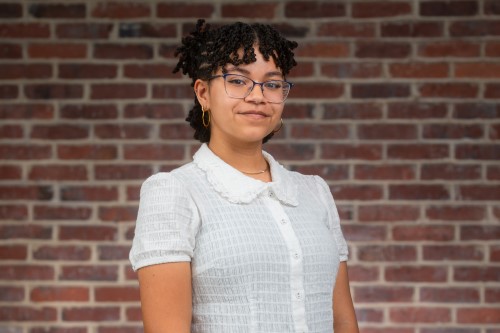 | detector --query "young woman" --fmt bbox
[129,19,359,333]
